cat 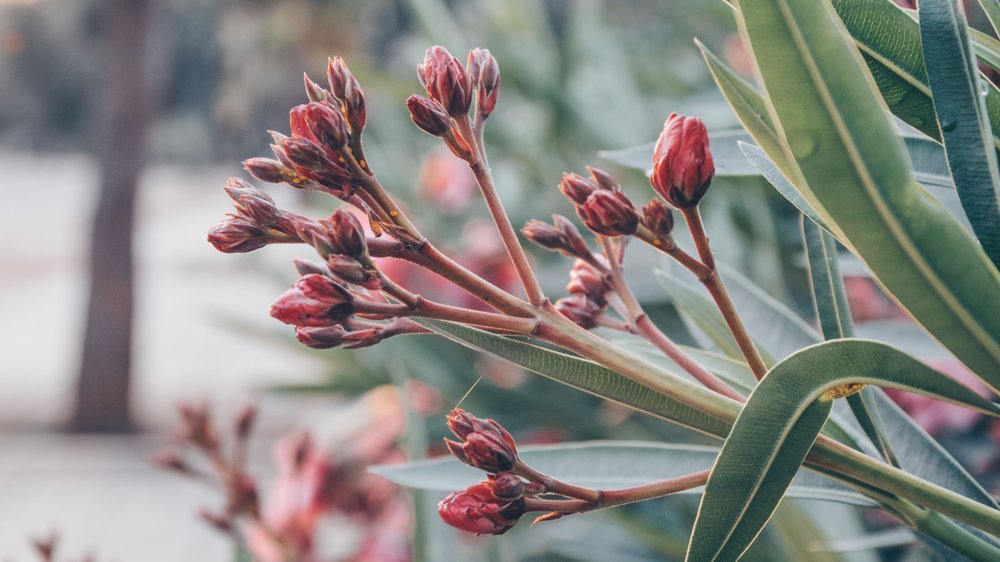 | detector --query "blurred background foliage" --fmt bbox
[5,0,996,559]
